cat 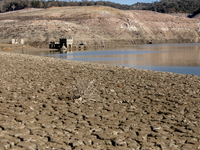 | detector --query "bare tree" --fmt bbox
[39,0,44,8]
[27,0,31,8]
[0,1,5,13]
[81,0,88,6]
[11,4,15,11]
